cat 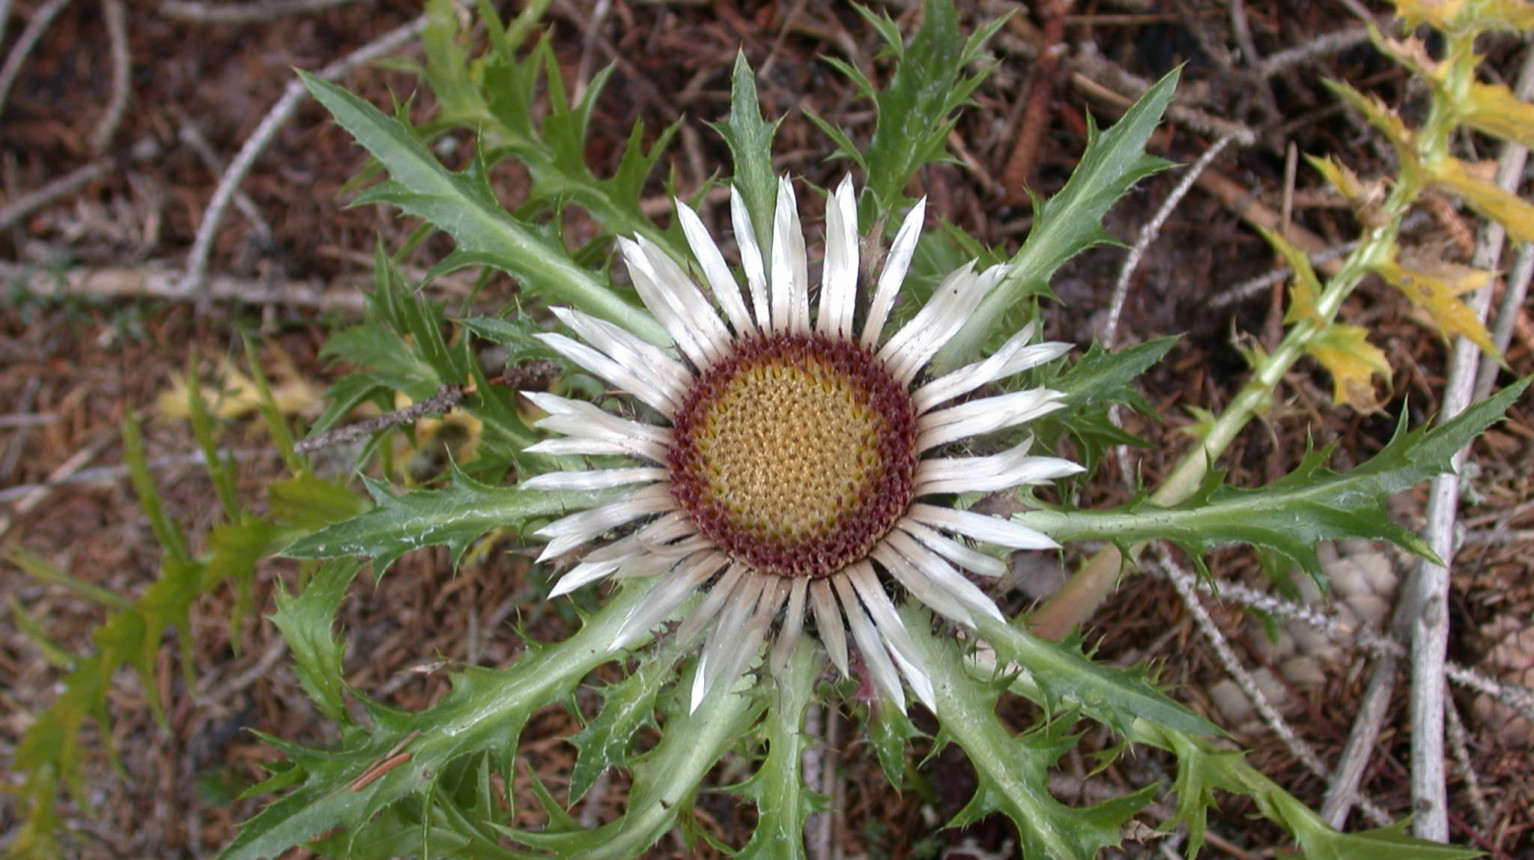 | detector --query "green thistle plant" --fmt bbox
[215,1,1522,857]
[10,1,1530,858]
